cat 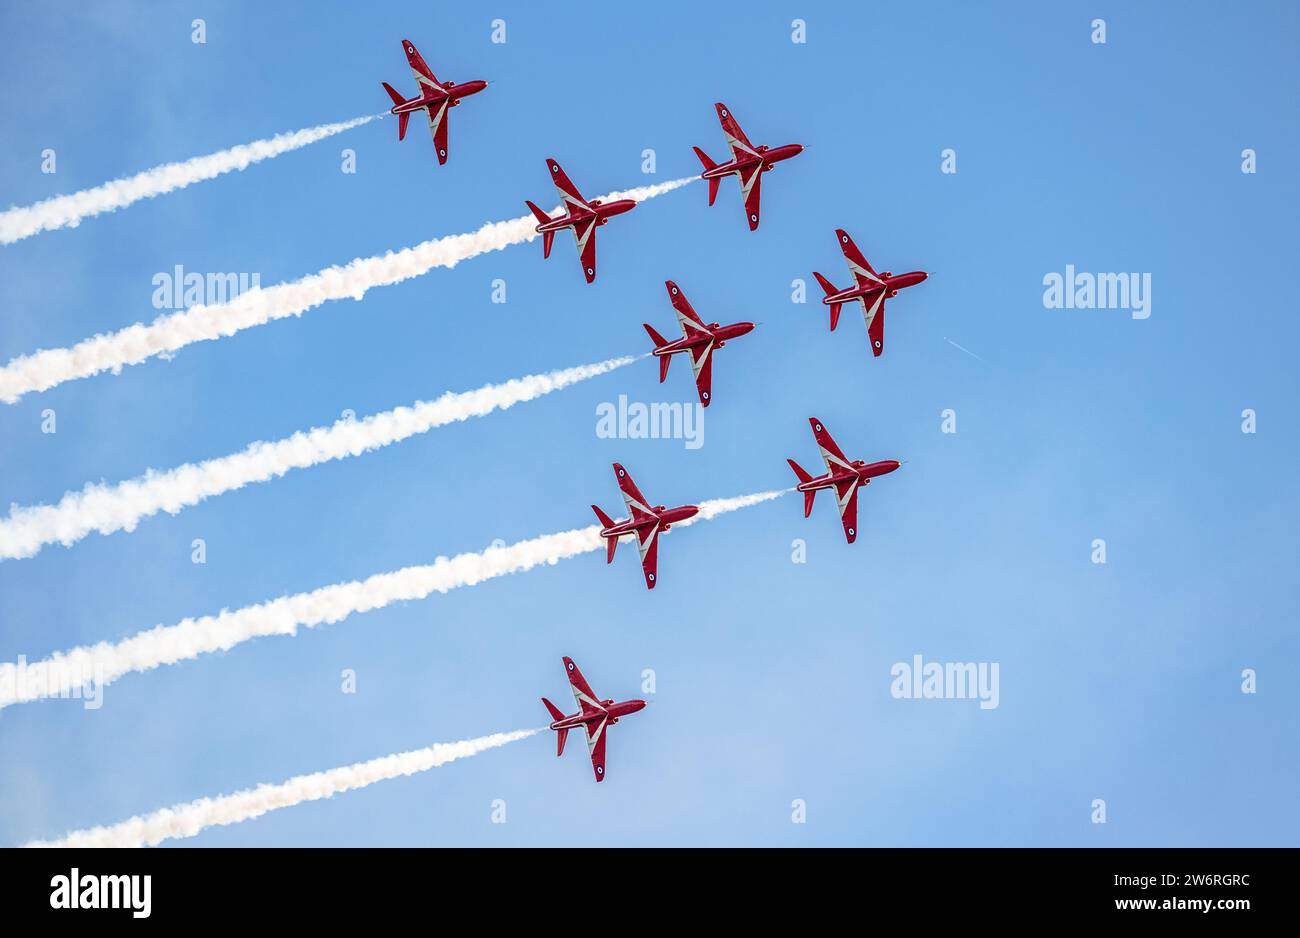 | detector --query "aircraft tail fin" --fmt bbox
[643,325,672,382]
[542,697,568,756]
[812,272,843,330]
[382,84,411,142]
[643,323,669,349]
[542,697,565,722]
[693,146,717,172]
[525,200,552,226]
[787,459,817,518]
[592,506,619,563]
[693,147,721,205]
[787,458,813,484]
[525,201,555,258]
